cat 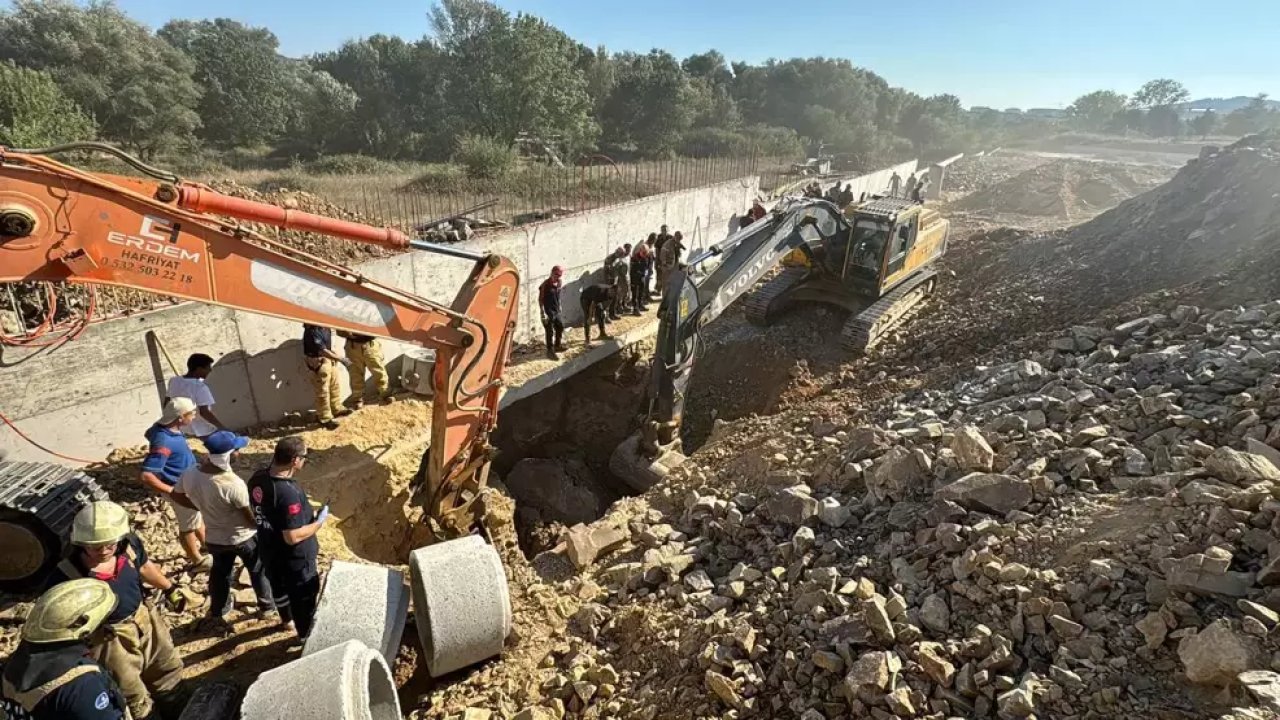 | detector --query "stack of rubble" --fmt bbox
[950,159,1169,222]
[470,299,1280,719]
